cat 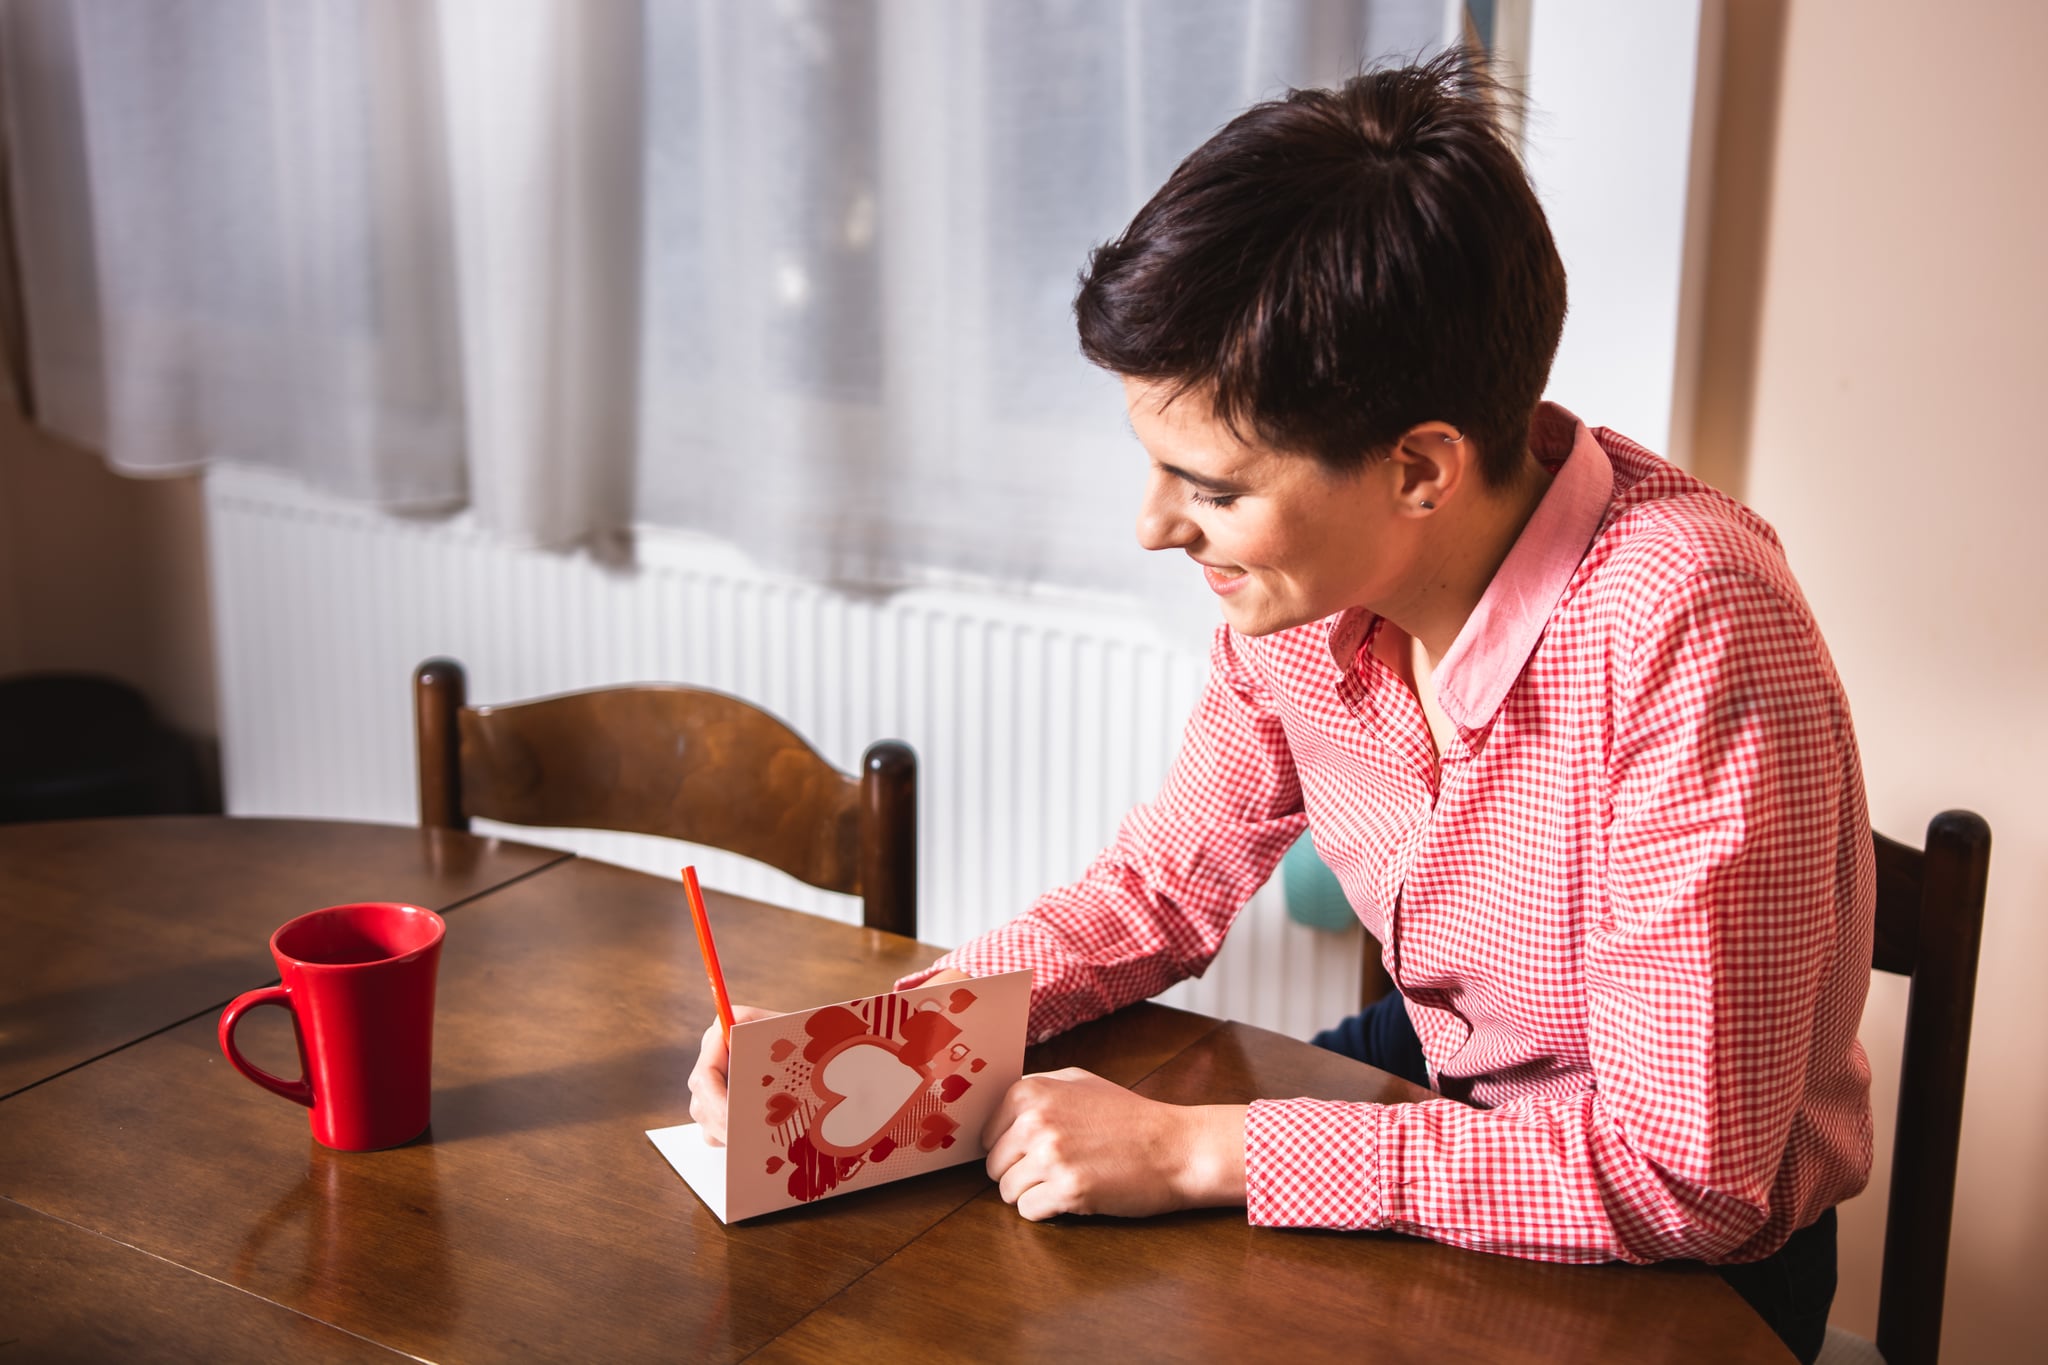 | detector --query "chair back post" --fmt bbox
[414,659,470,832]
[1877,809,1991,1365]
[858,740,917,938]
